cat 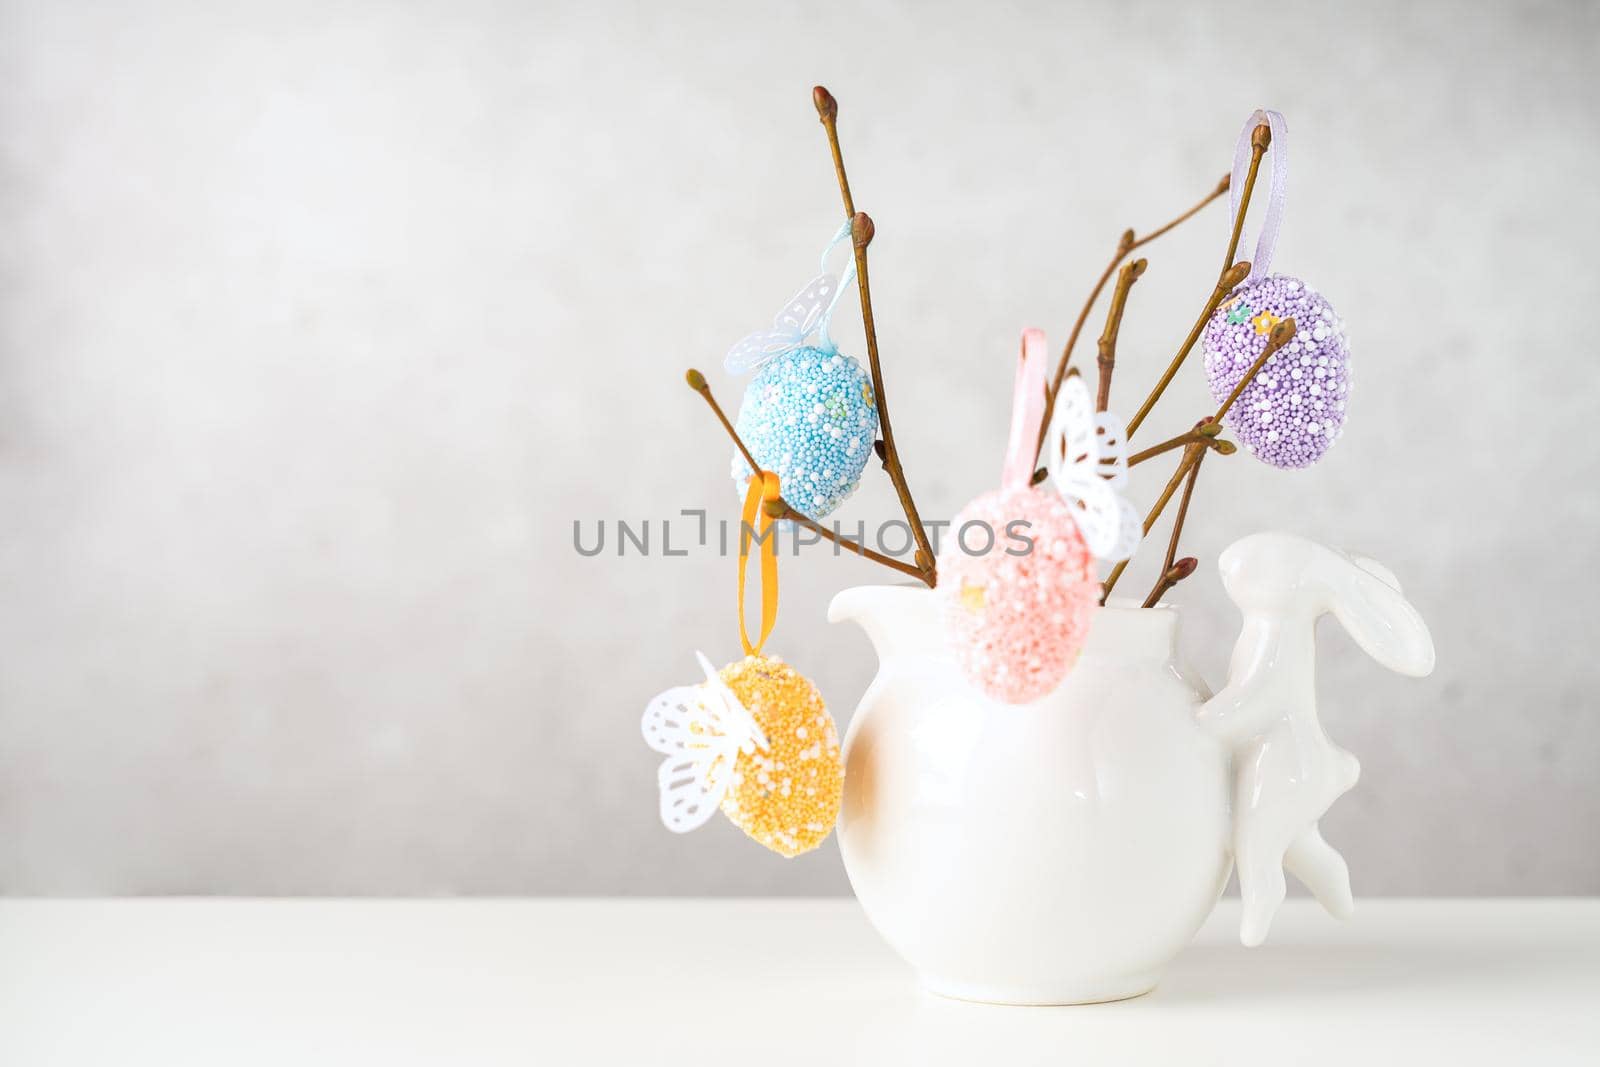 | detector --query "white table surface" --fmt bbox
[1,897,1596,1066]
